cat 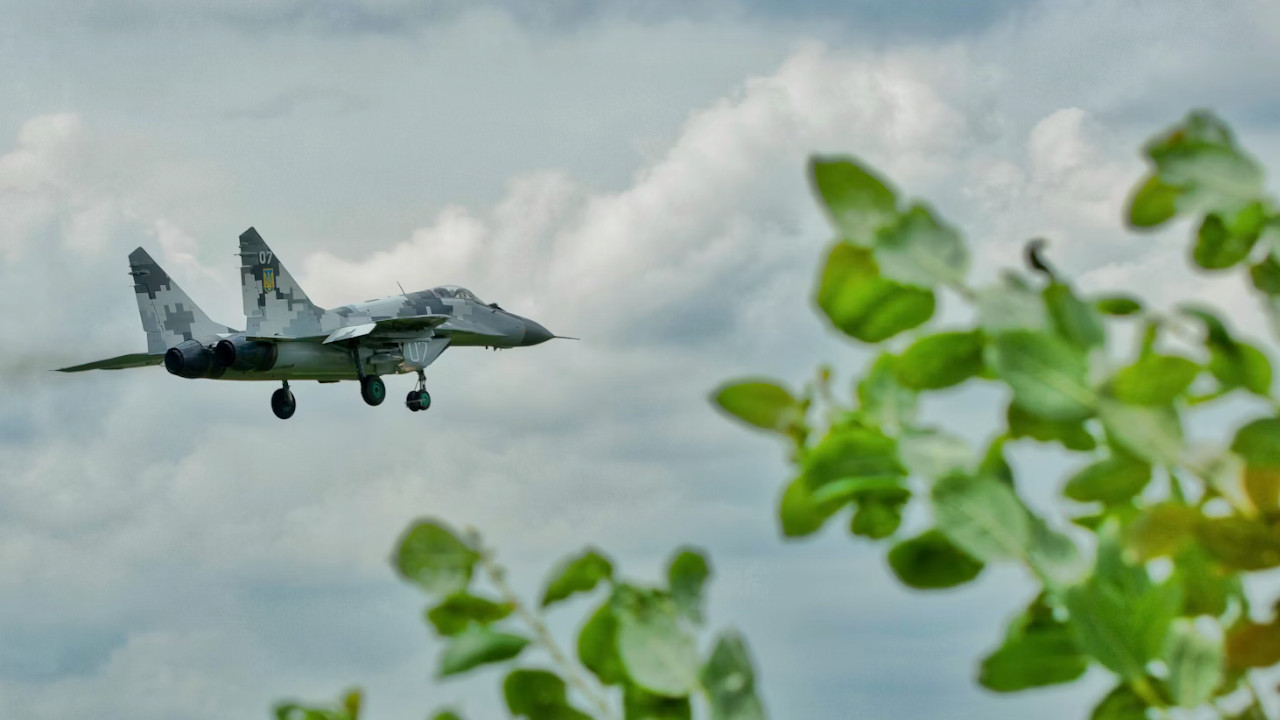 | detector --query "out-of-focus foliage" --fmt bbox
[714,111,1280,717]
[278,111,1280,719]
